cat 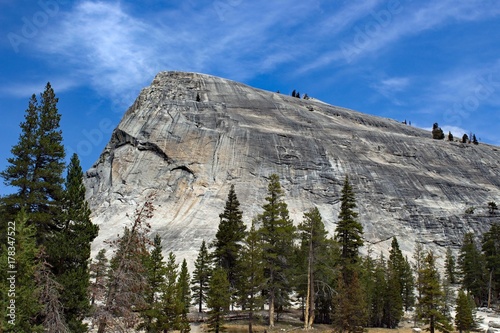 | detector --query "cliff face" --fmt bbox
[85,71,500,263]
